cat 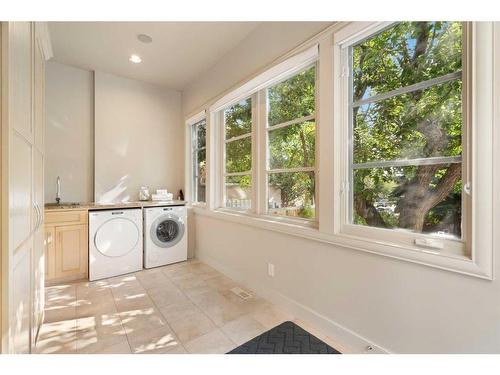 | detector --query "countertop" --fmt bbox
[44,200,186,211]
